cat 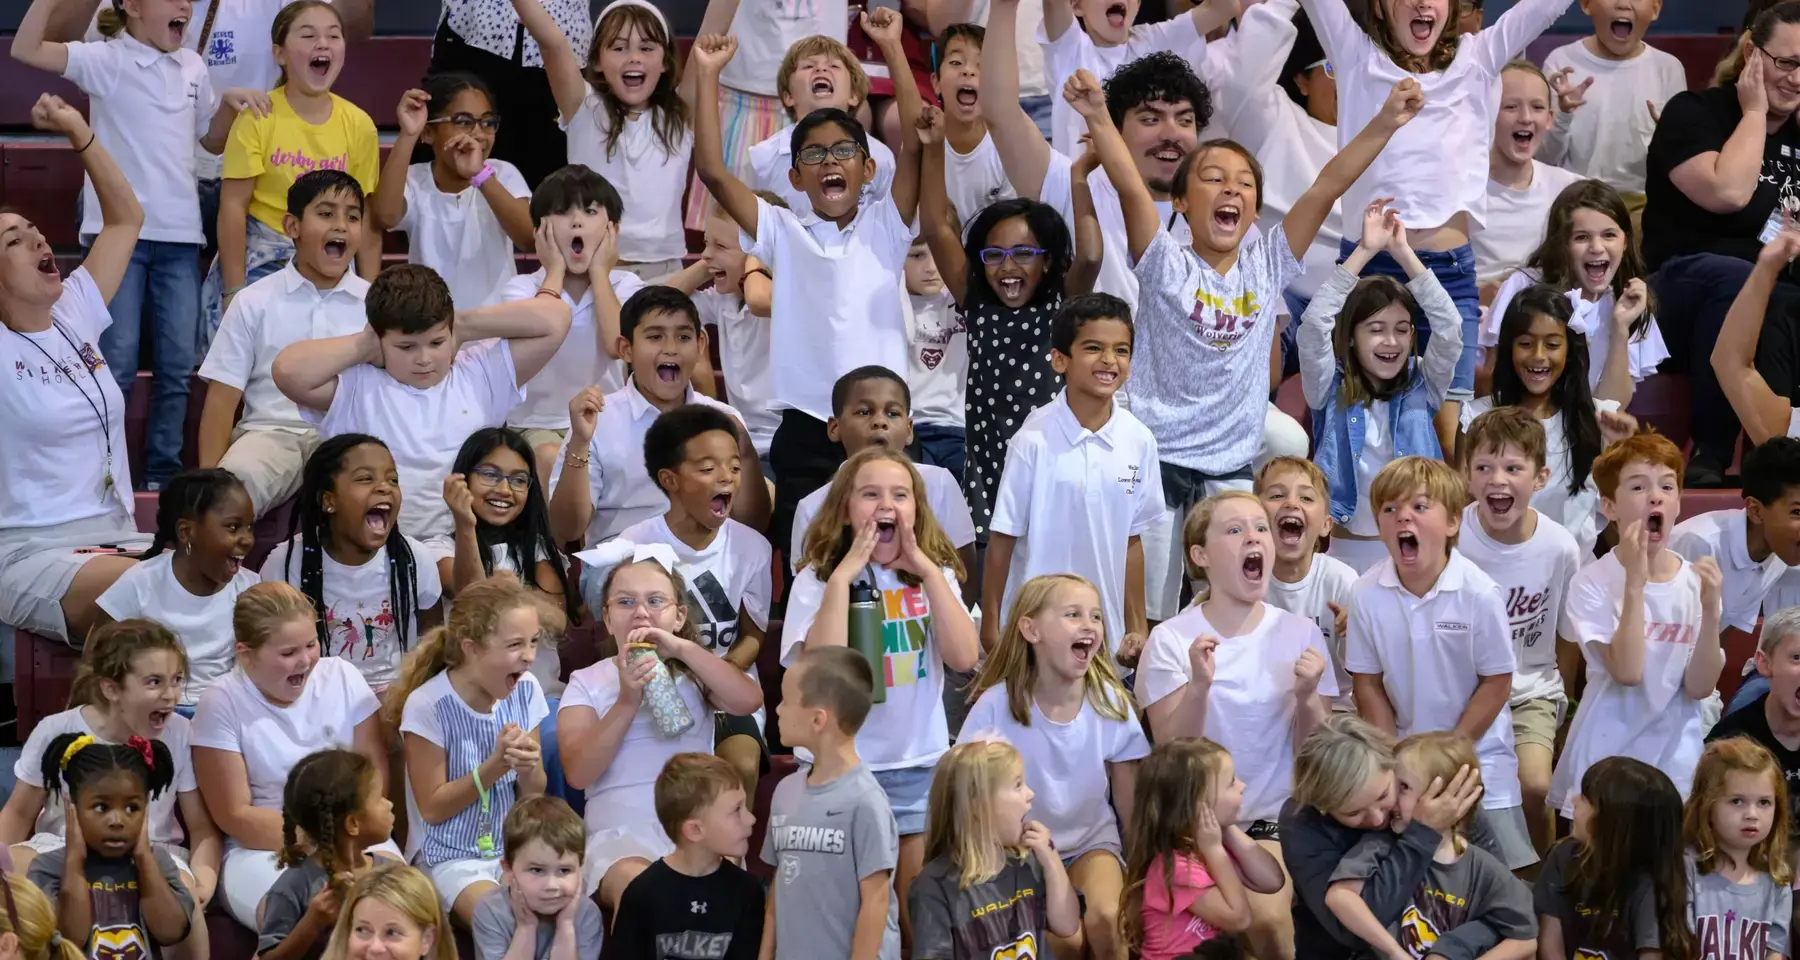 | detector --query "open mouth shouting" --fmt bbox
[147,708,173,734]
[568,234,587,259]
[1582,256,1612,287]
[996,275,1027,303]
[621,69,646,91]
[820,172,849,202]
[504,670,523,693]
[1396,530,1420,563]
[1484,493,1516,519]
[1609,17,1634,41]
[875,517,898,544]
[709,491,733,519]
[1510,127,1536,152]
[365,502,394,539]
[1213,203,1242,234]
[810,76,835,100]
[1276,513,1306,547]
[655,362,682,384]
[1070,632,1097,665]
[1241,549,1265,583]
[37,253,57,276]
[226,550,247,577]
[1645,510,1665,541]
[322,237,349,260]
[285,664,312,692]
[954,84,978,108]
[168,15,189,45]
[1408,12,1437,42]
[1104,1,1128,30]
[307,54,334,83]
